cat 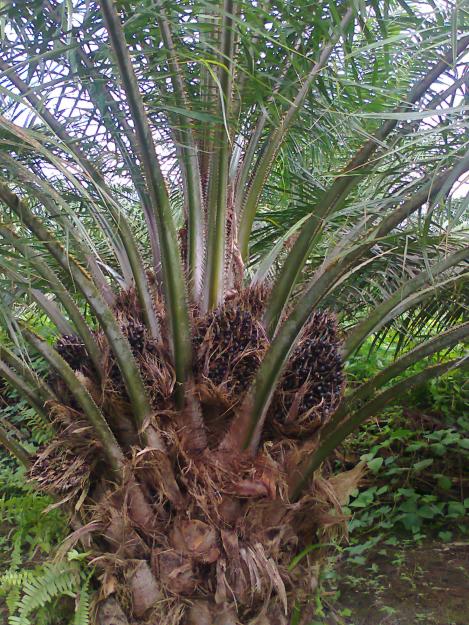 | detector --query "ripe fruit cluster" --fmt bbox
[120,318,146,354]
[193,305,268,396]
[54,294,344,440]
[270,310,344,436]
